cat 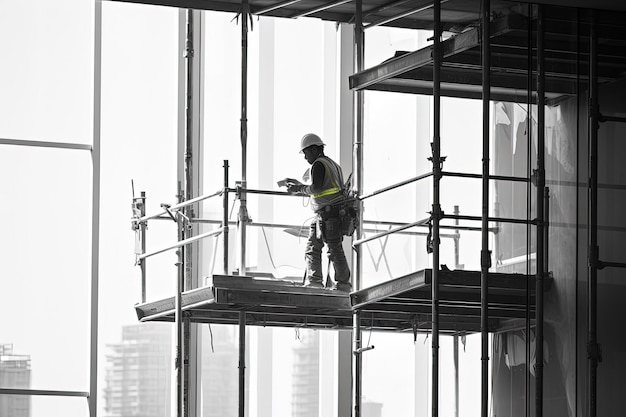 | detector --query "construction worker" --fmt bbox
[286,133,351,291]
